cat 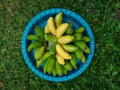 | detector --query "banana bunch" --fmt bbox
[26,12,91,76]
